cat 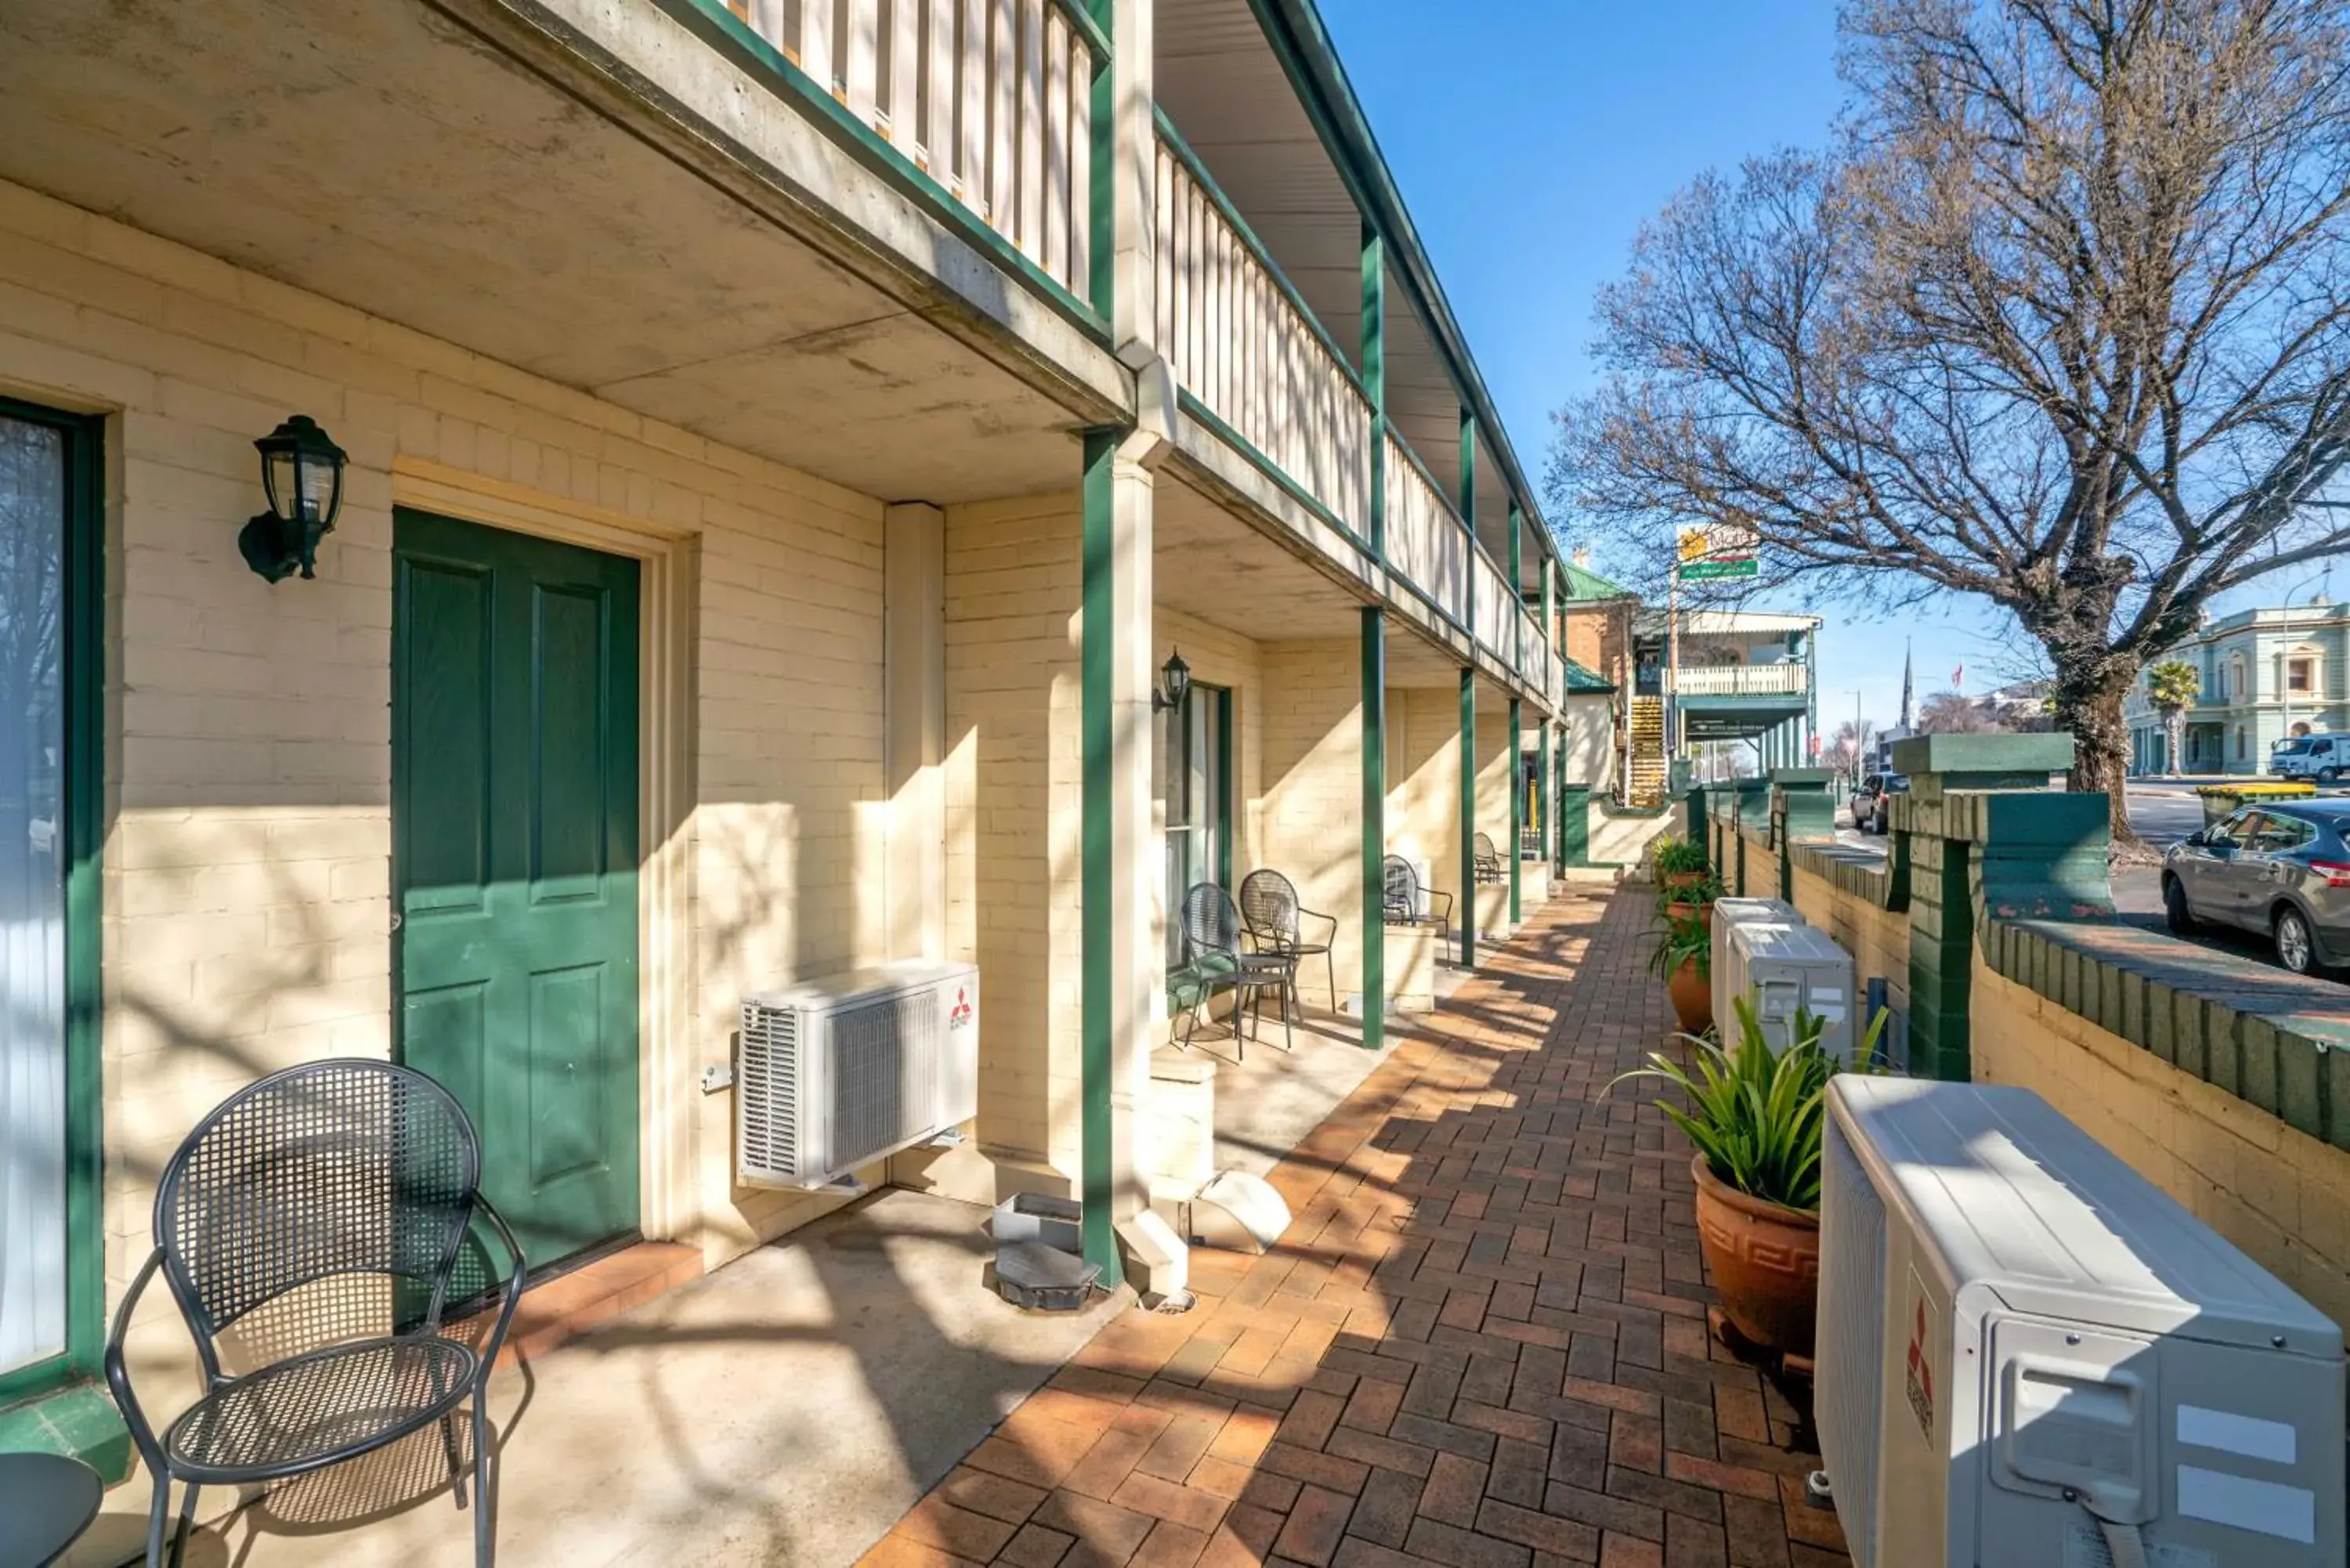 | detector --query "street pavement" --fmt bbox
[1833,779,2345,982]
